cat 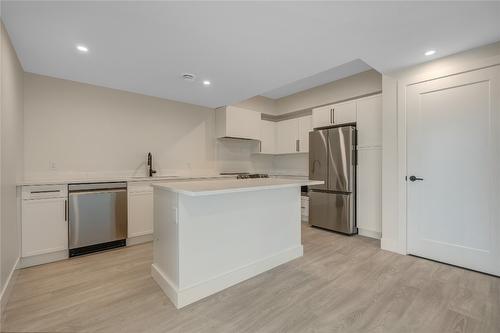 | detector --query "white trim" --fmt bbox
[0,257,19,311]
[381,237,402,254]
[18,250,68,268]
[395,53,500,255]
[22,246,68,257]
[152,245,303,309]
[358,228,381,240]
[151,264,180,306]
[126,233,153,246]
